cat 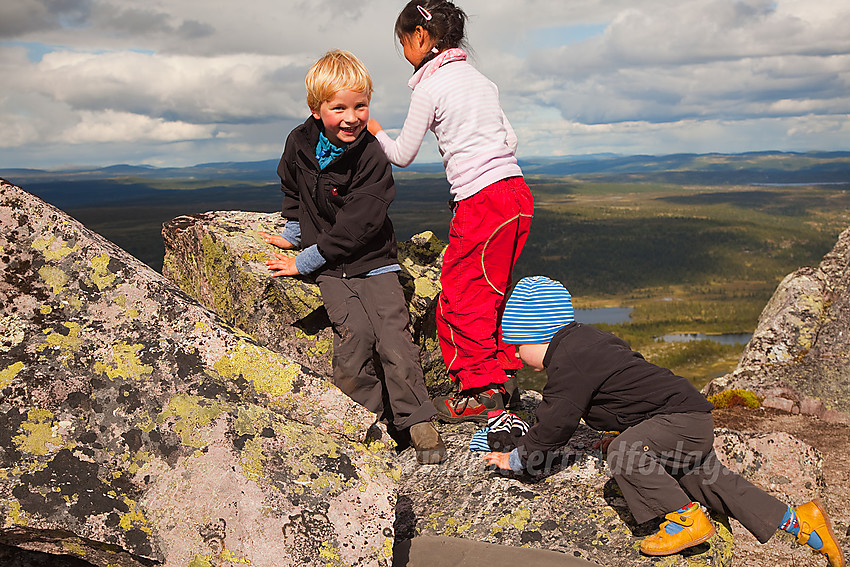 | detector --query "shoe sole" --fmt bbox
[810,498,846,567]
[640,526,716,556]
[415,449,448,464]
[433,411,491,424]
